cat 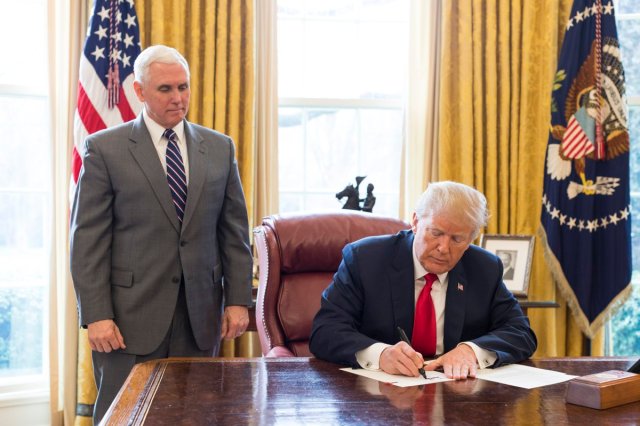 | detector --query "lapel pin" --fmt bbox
[457,283,464,292]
